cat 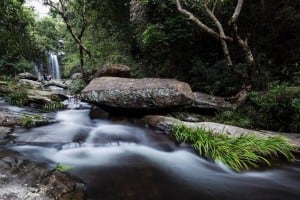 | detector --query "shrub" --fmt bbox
[249,83,300,132]
[171,125,295,171]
